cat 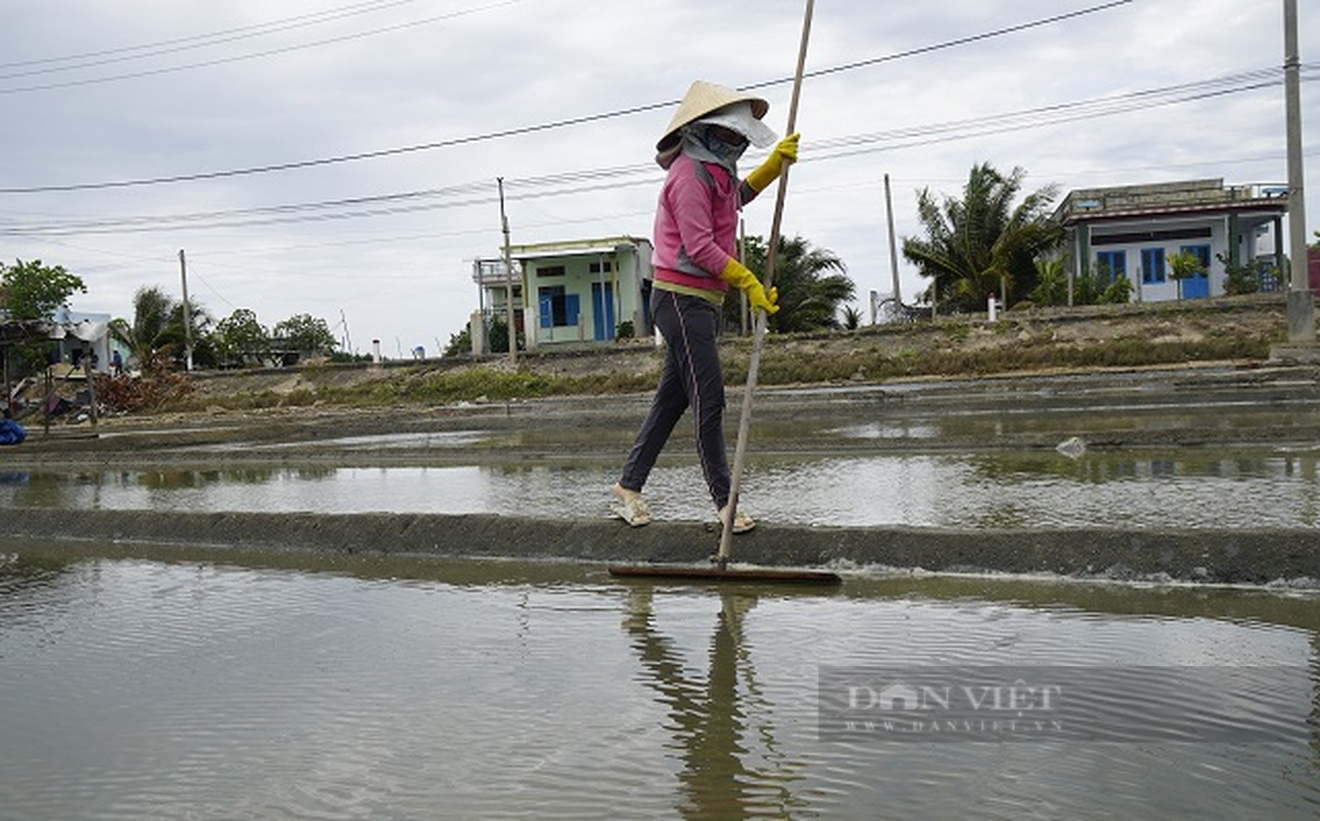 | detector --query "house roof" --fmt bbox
[506,235,650,261]
[1055,179,1289,226]
[0,319,58,345]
